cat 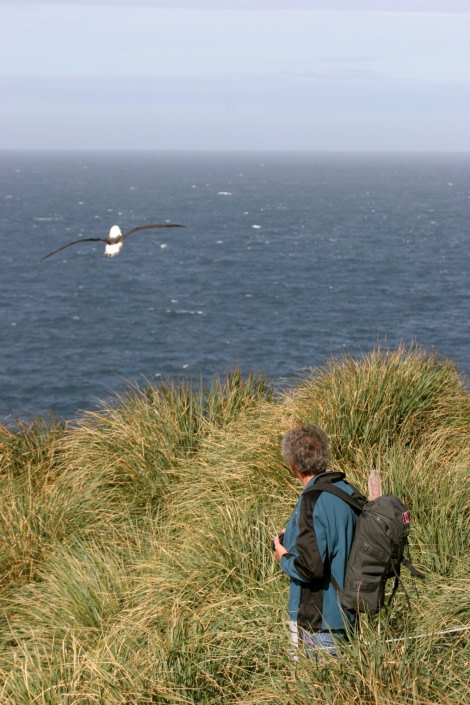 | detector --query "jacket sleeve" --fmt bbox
[280,552,312,584]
